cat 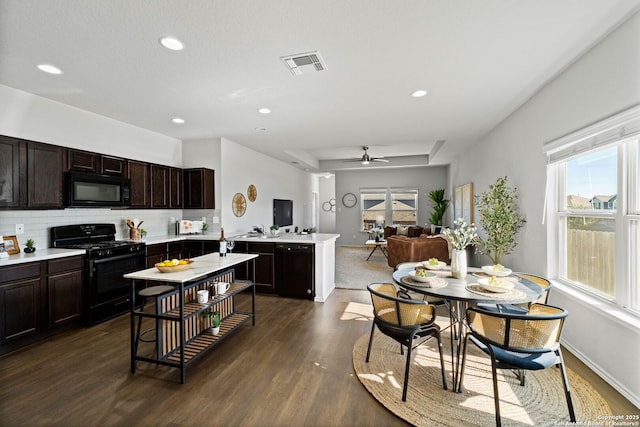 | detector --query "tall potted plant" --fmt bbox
[475,176,526,265]
[428,189,449,234]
